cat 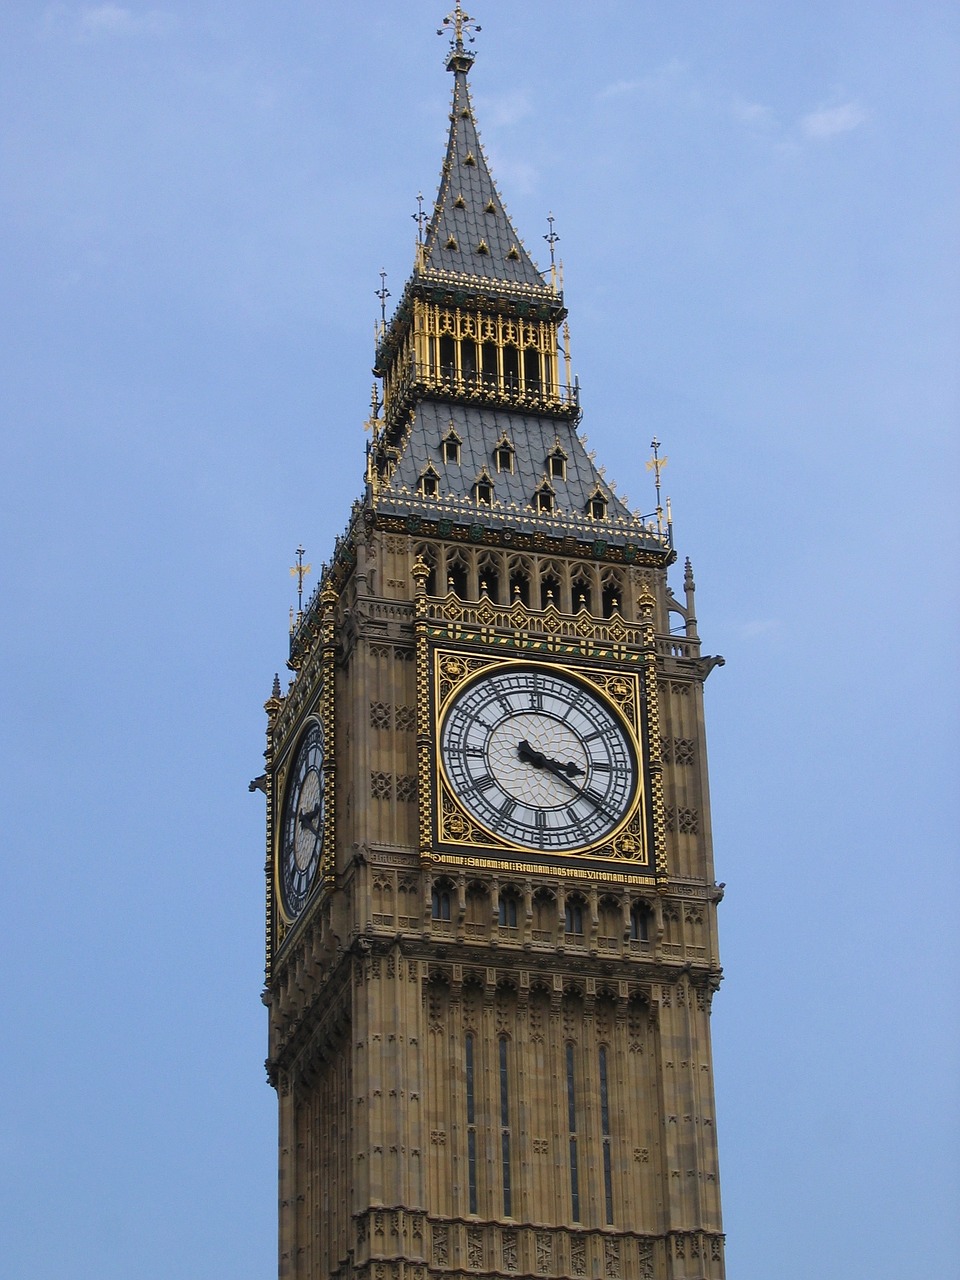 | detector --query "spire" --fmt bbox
[421,12,546,291]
